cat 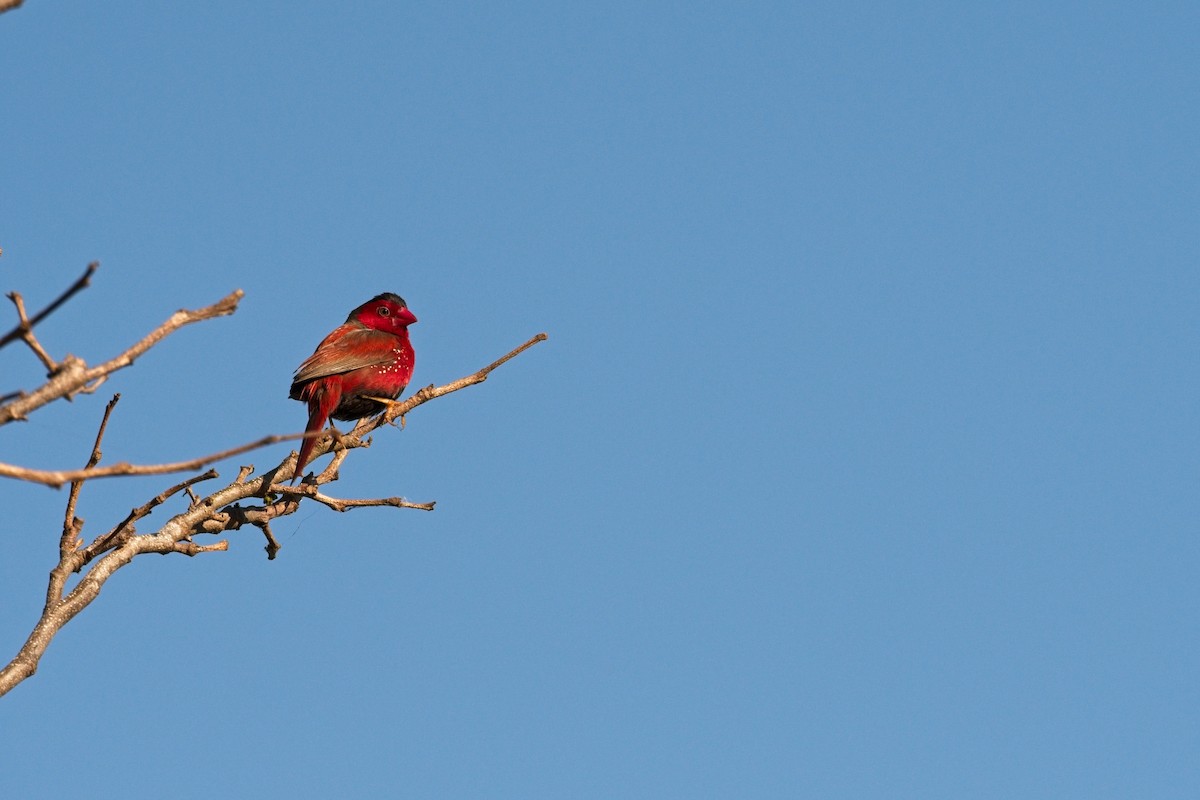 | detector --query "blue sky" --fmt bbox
[1,1,1198,797]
